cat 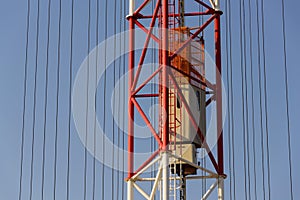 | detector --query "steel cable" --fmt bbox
[246,0,258,198]
[18,0,31,199]
[238,0,248,198]
[41,0,52,199]
[254,1,265,199]
[280,0,294,199]
[122,1,127,198]
[53,0,62,199]
[66,0,75,199]
[101,0,108,198]
[241,23,248,200]
[241,0,252,198]
[227,0,236,198]
[112,0,117,198]
[29,0,41,199]
[260,0,271,198]
[224,0,233,199]
[92,0,100,199]
[116,0,123,196]
[83,0,91,199]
